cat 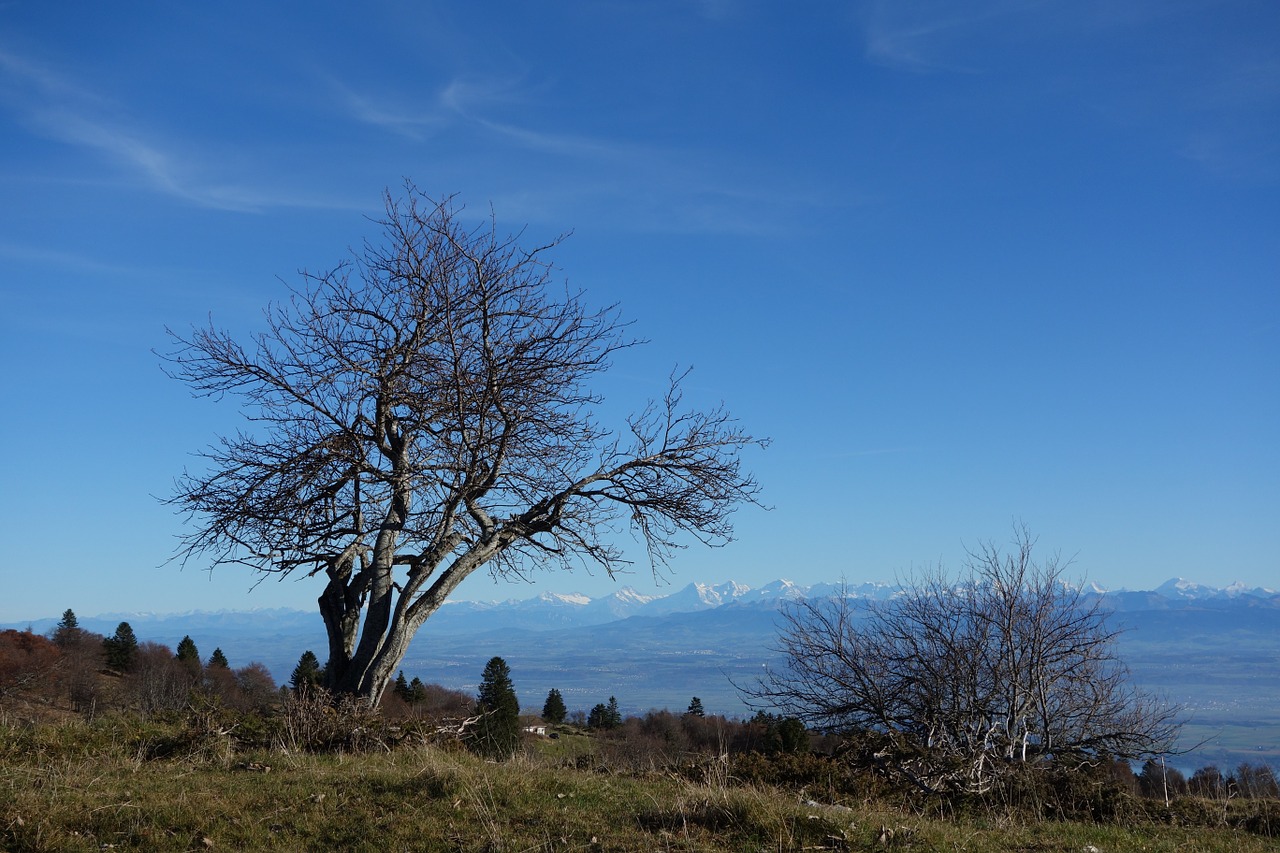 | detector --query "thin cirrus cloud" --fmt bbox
[436,75,616,159]
[0,46,346,213]
[434,74,830,236]
[857,0,1015,72]
[858,1,1280,183]
[325,75,448,140]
